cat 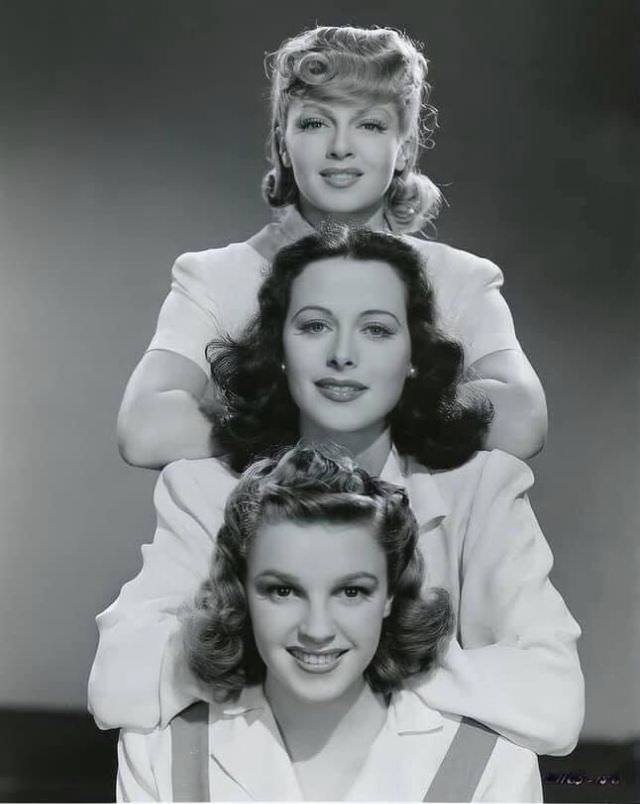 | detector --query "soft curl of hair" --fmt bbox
[183,444,453,702]
[262,25,442,233]
[206,226,493,474]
